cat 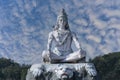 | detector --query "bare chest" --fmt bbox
[53,30,72,44]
